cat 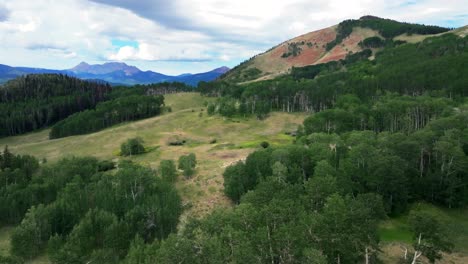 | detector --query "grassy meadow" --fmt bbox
[0,93,306,218]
